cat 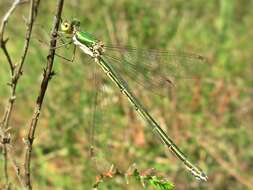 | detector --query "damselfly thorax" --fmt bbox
[73,35,104,58]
